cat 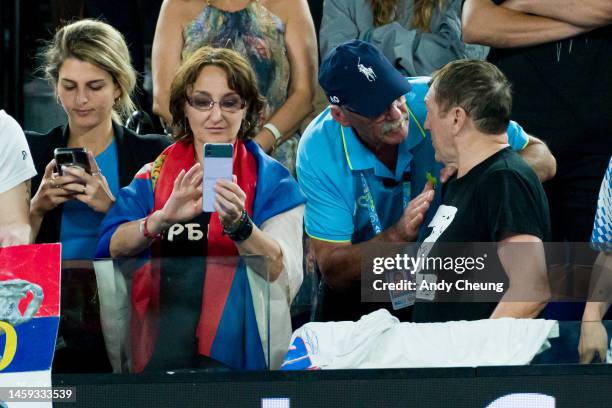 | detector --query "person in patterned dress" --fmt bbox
[152,0,318,175]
